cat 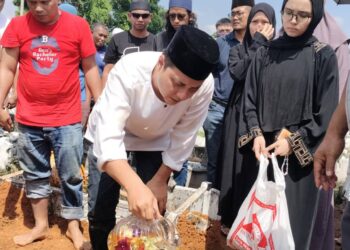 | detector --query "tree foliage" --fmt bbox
[148,0,166,34]
[110,0,131,30]
[69,0,165,34]
[11,0,165,34]
[69,0,112,26]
